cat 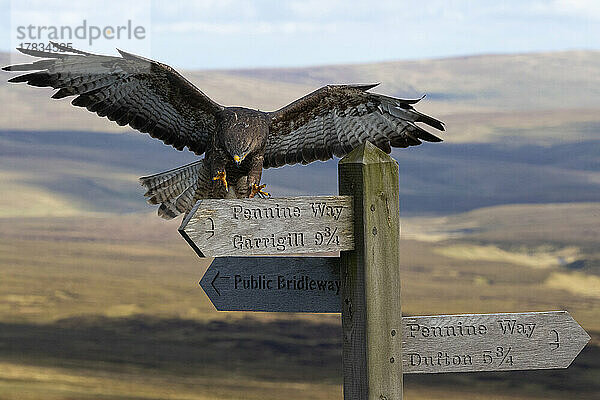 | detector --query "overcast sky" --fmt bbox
[1,0,599,69]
